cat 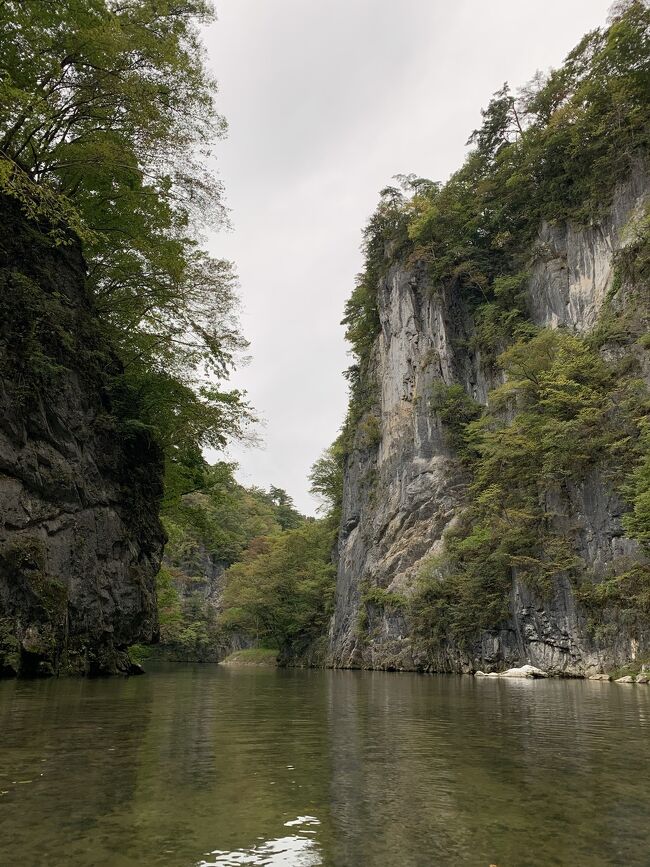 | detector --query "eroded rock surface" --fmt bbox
[0,197,165,677]
[328,172,649,676]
